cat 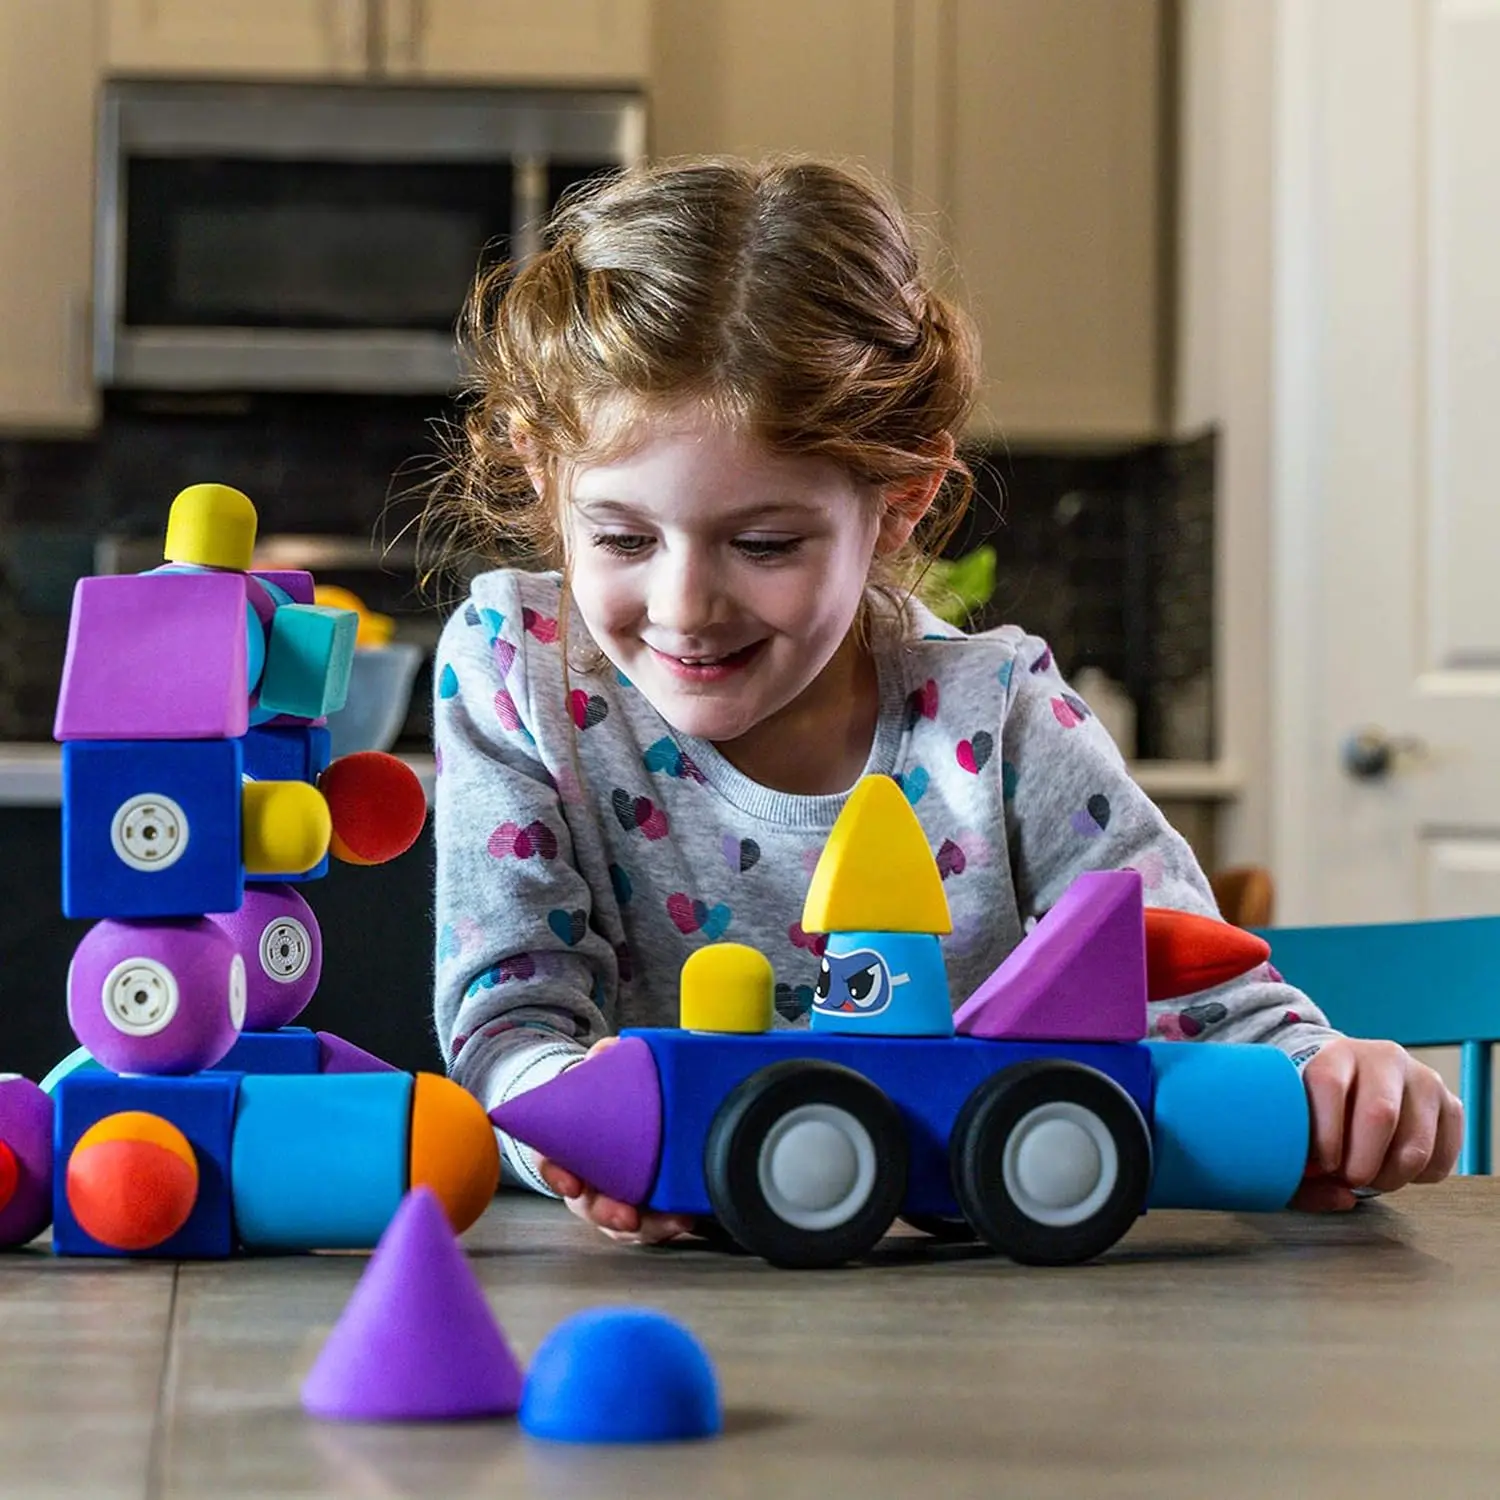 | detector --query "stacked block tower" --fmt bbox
[0,484,499,1258]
